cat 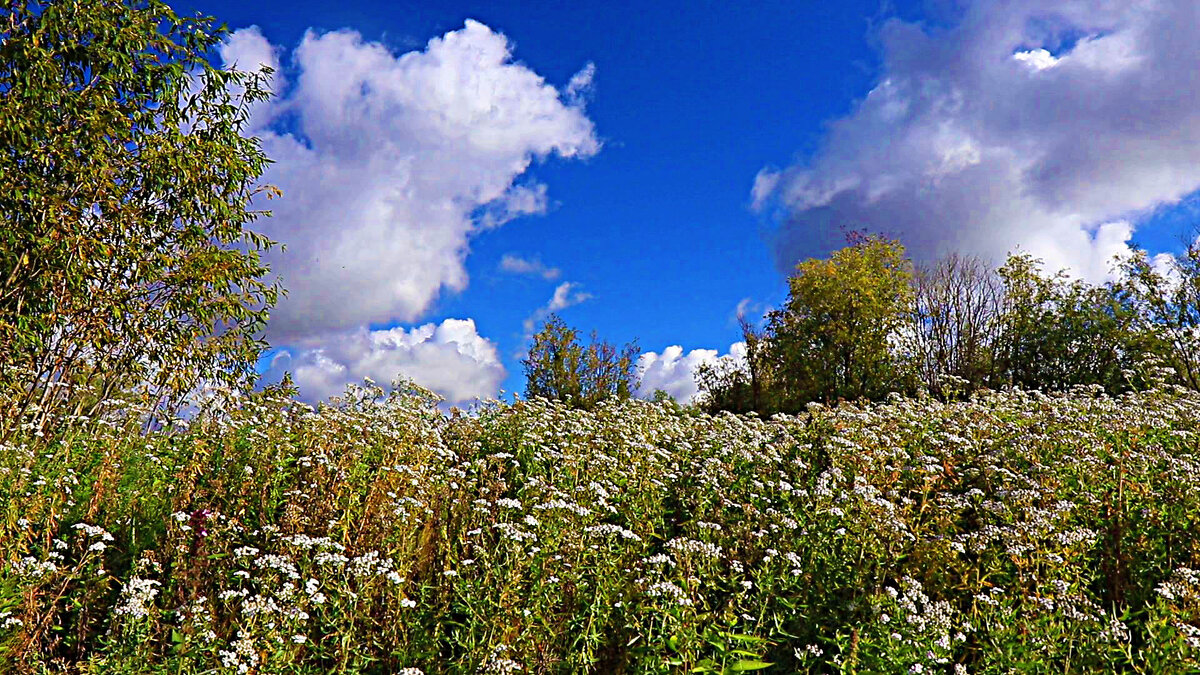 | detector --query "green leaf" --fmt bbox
[729,660,774,671]
[720,632,767,644]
